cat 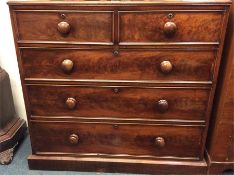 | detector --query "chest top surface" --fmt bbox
[7,0,232,5]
